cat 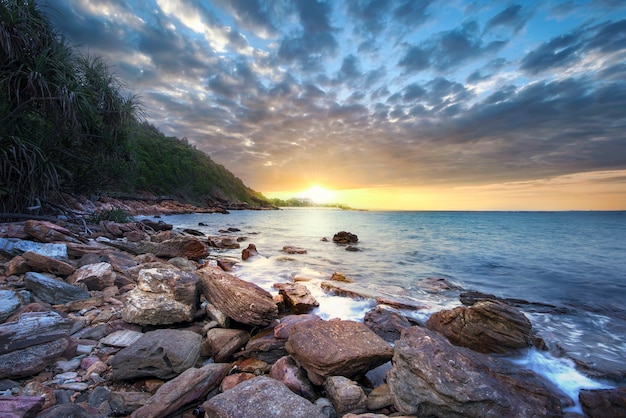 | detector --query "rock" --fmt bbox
[0,311,71,355]
[0,237,67,259]
[167,256,198,272]
[205,302,230,328]
[220,372,256,391]
[330,272,354,283]
[203,328,250,362]
[241,243,258,260]
[345,245,359,251]
[0,334,70,378]
[67,262,115,291]
[282,245,307,254]
[138,219,173,231]
[269,356,317,401]
[321,281,427,311]
[201,375,325,418]
[387,326,563,417]
[21,251,75,276]
[579,387,626,418]
[153,236,209,260]
[37,403,104,418]
[122,268,199,325]
[23,220,85,244]
[274,283,319,314]
[285,319,394,385]
[23,272,90,305]
[324,375,368,415]
[417,277,463,292]
[100,330,143,348]
[232,357,271,374]
[0,396,44,418]
[426,299,533,354]
[131,363,230,418]
[109,329,201,380]
[3,255,29,276]
[216,258,235,271]
[237,329,287,363]
[363,305,412,342]
[109,391,152,416]
[274,314,322,339]
[367,383,393,411]
[333,231,358,244]
[0,290,24,323]
[197,266,277,327]
[208,236,240,249]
